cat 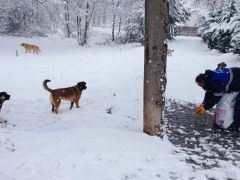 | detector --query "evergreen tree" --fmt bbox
[168,0,190,39]
[198,2,222,48]
[199,0,240,54]
[214,0,237,52]
[230,13,240,53]
[169,0,190,24]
